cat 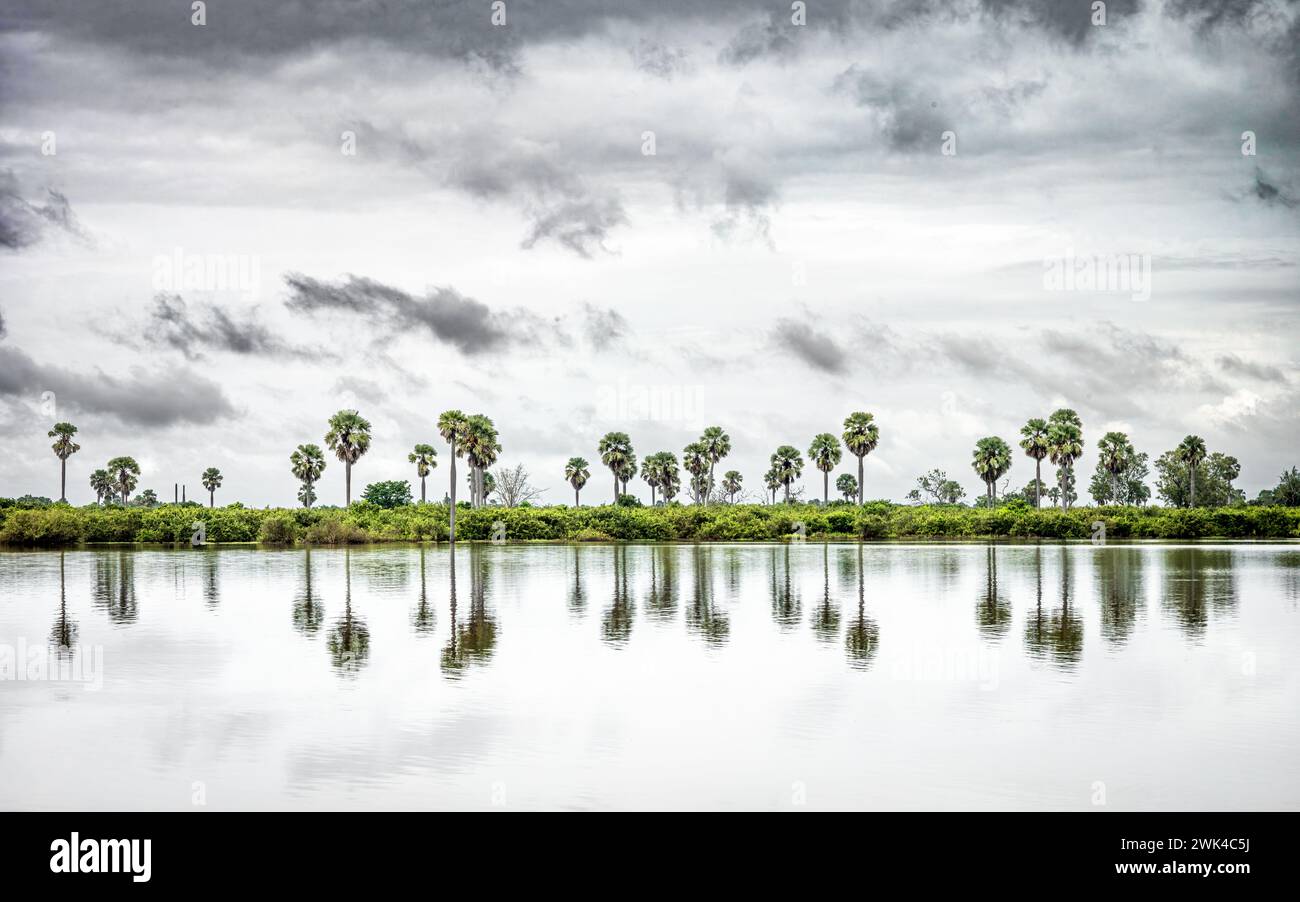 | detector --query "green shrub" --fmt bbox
[303,516,371,545]
[0,508,85,547]
[258,512,299,545]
